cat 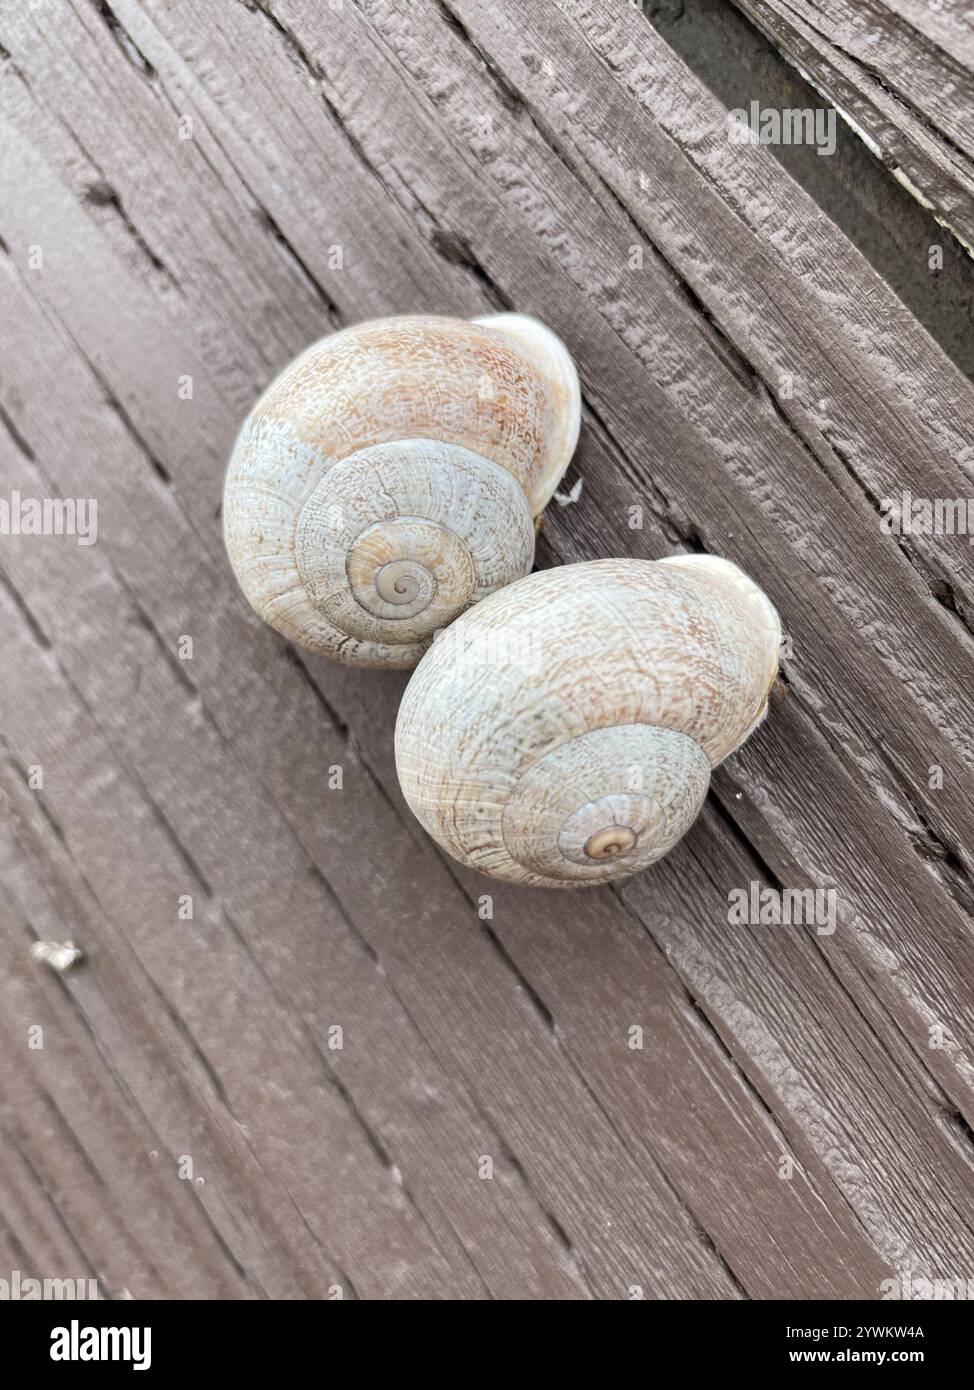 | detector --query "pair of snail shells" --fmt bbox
[395,555,781,889]
[223,314,581,667]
